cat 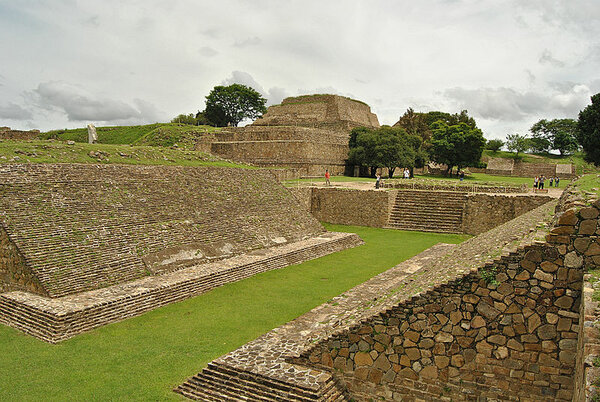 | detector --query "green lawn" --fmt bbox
[0,225,468,401]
